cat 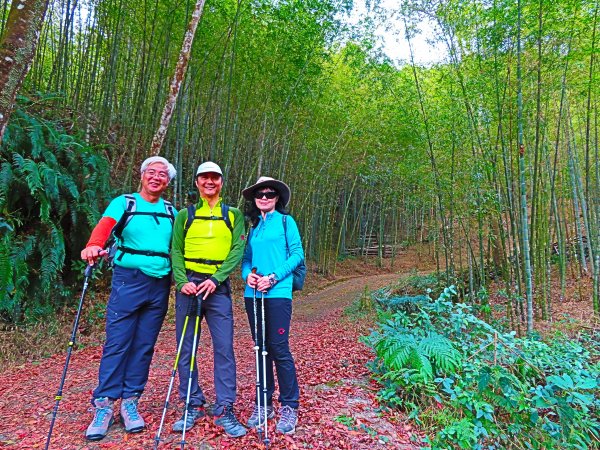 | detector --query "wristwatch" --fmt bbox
[268,274,277,286]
